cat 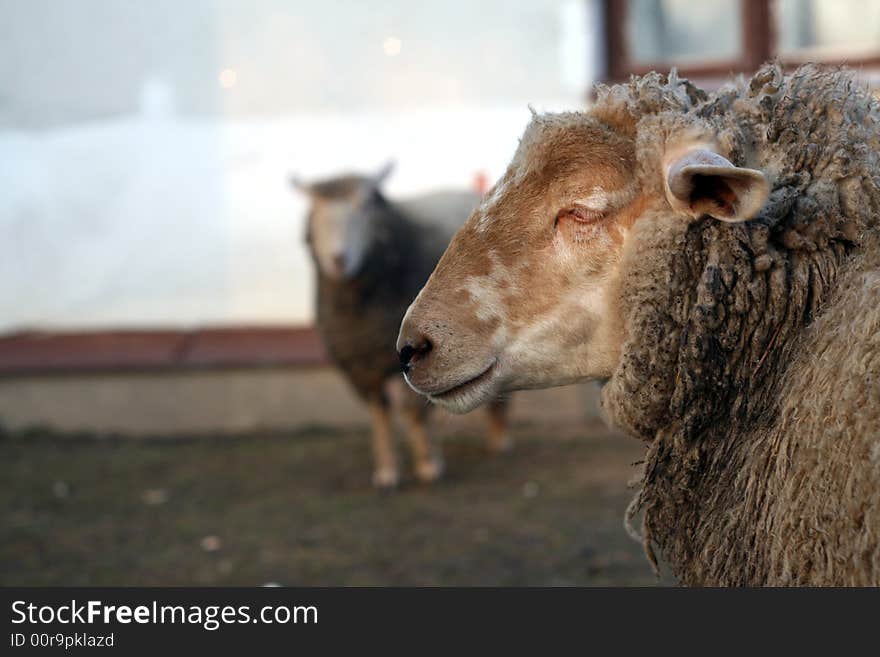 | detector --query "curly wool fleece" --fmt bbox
[597,63,880,585]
